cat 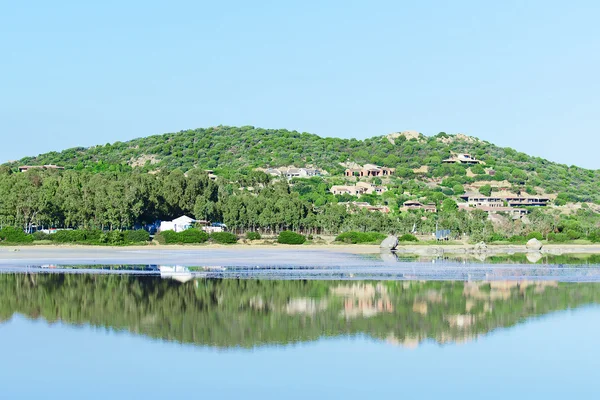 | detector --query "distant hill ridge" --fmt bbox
[6,125,600,202]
